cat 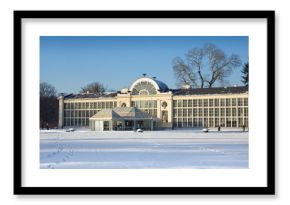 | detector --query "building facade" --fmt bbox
[58,76,248,130]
